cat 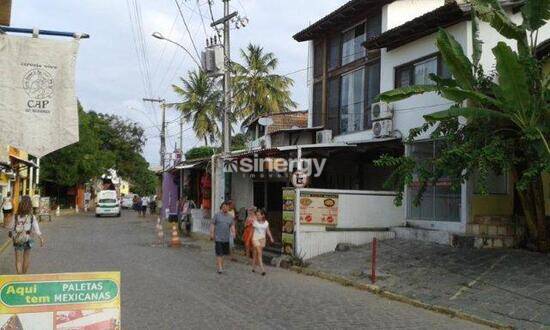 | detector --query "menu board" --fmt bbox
[281,188,295,255]
[38,197,50,216]
[299,192,339,226]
